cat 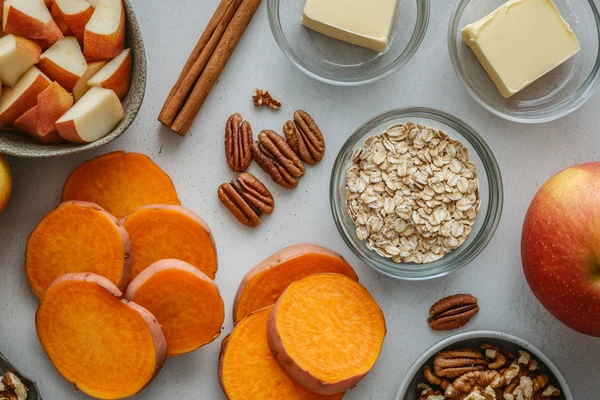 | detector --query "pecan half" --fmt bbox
[481,343,514,370]
[252,89,282,110]
[252,130,304,189]
[445,370,505,397]
[424,365,452,390]
[218,173,274,228]
[225,113,253,172]
[428,293,479,331]
[283,110,325,165]
[434,348,489,378]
